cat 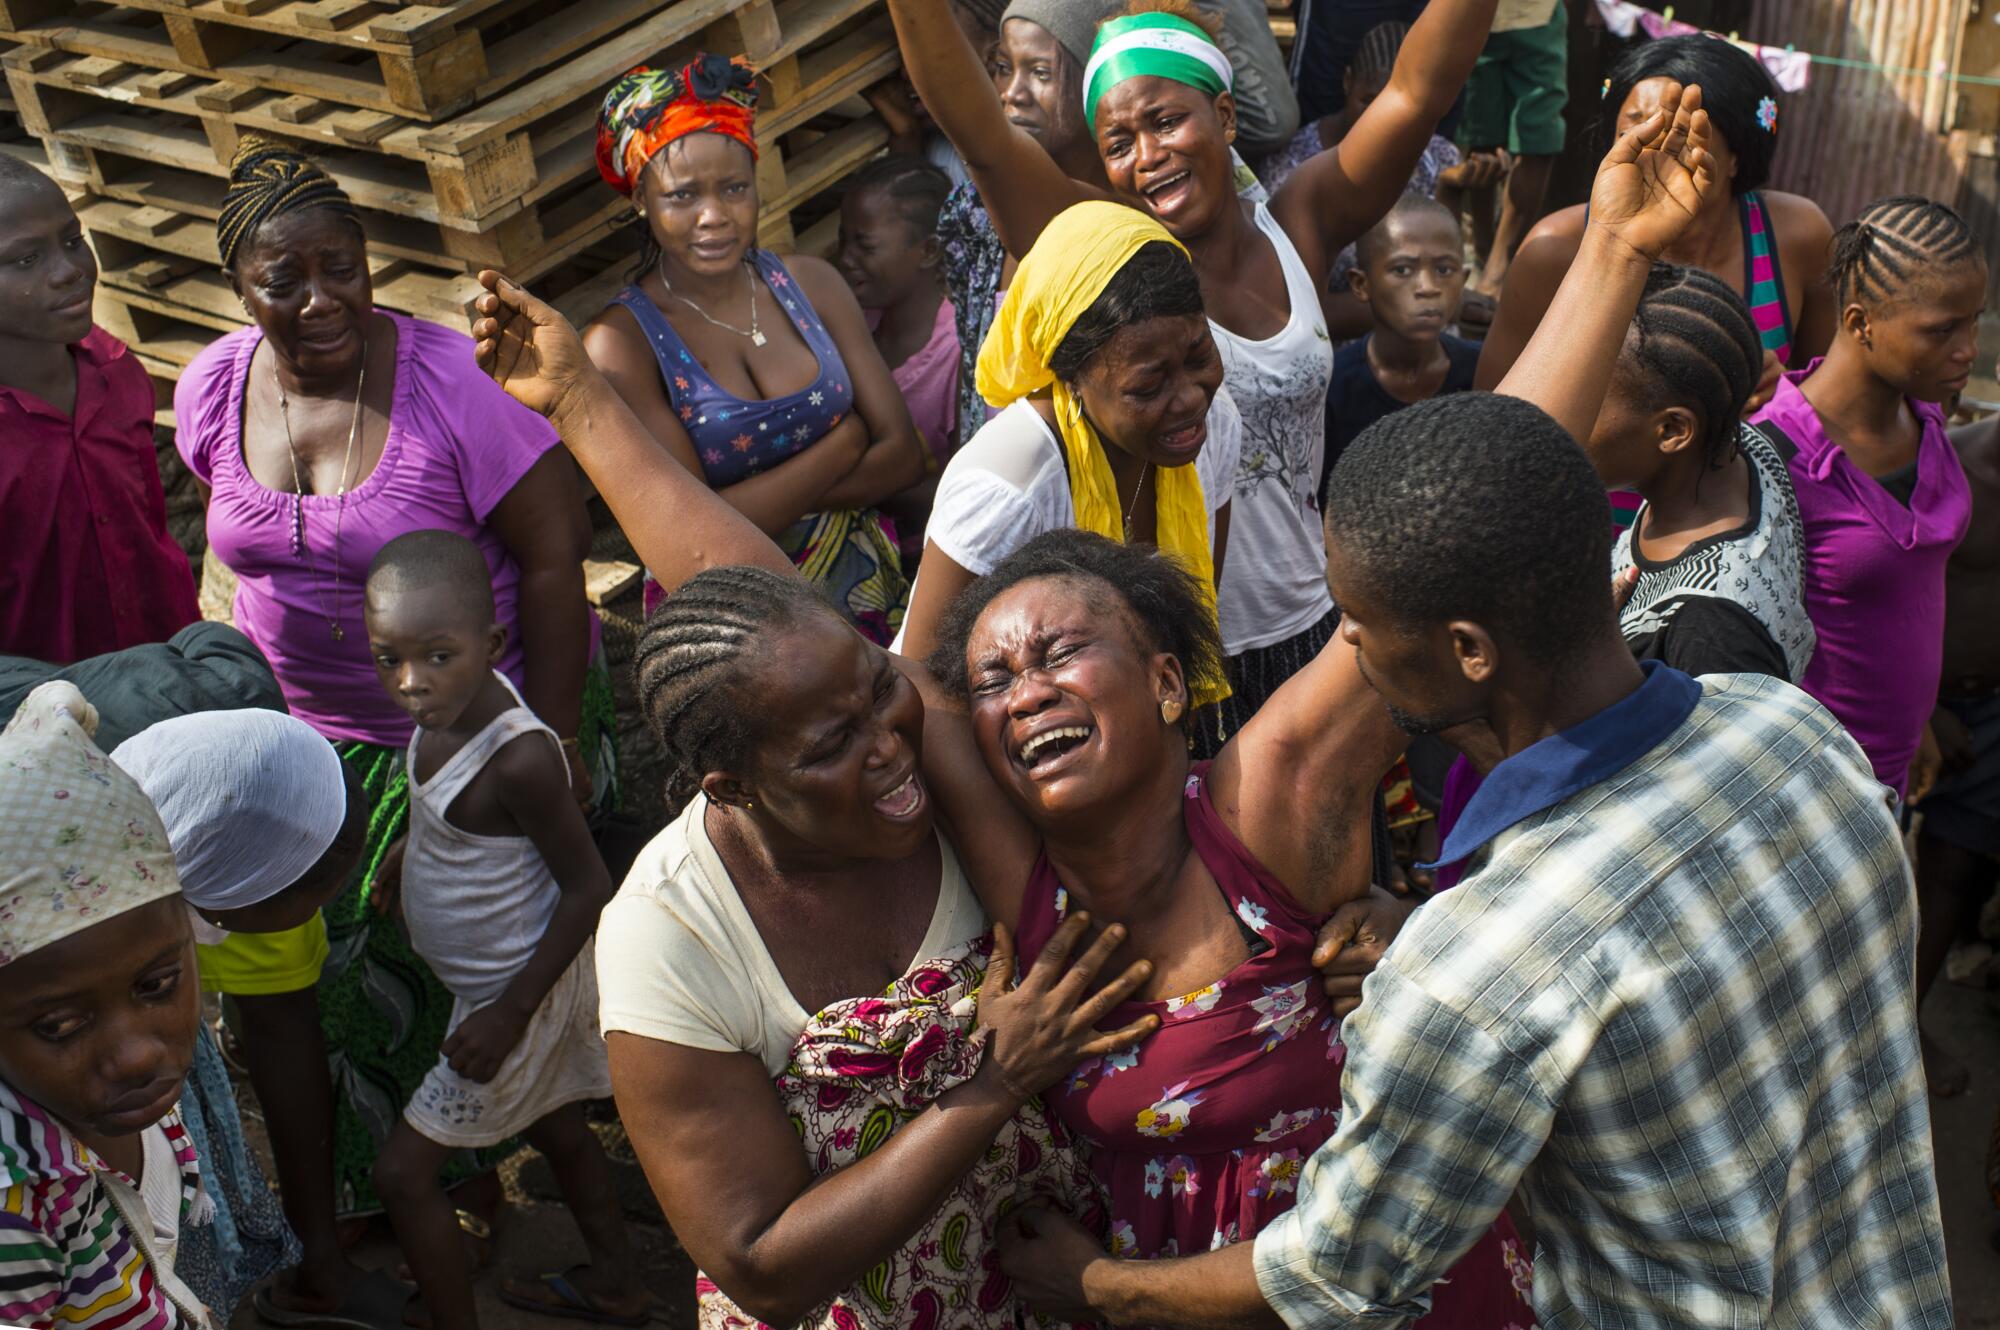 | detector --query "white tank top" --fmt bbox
[402,673,566,1005]
[1209,203,1337,654]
